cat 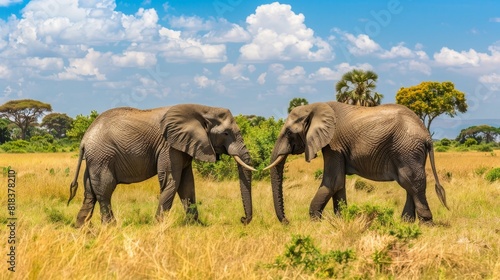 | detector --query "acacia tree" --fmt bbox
[42,113,74,138]
[396,81,467,133]
[335,69,383,107]
[0,99,52,140]
[456,125,500,144]
[288,98,309,113]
